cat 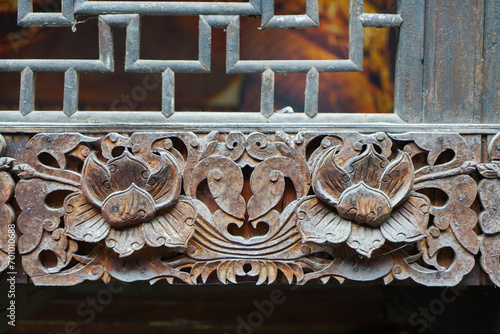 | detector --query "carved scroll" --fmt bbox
[9,131,485,286]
